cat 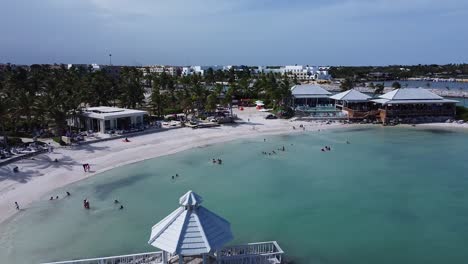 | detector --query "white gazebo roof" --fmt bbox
[330,89,371,102]
[291,84,331,98]
[148,191,233,256]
